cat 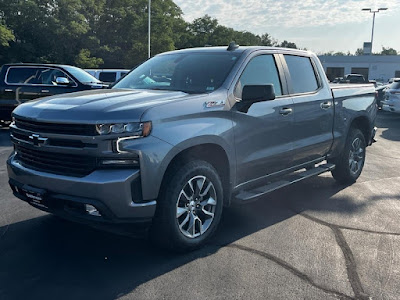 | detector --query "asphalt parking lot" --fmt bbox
[0,111,399,300]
